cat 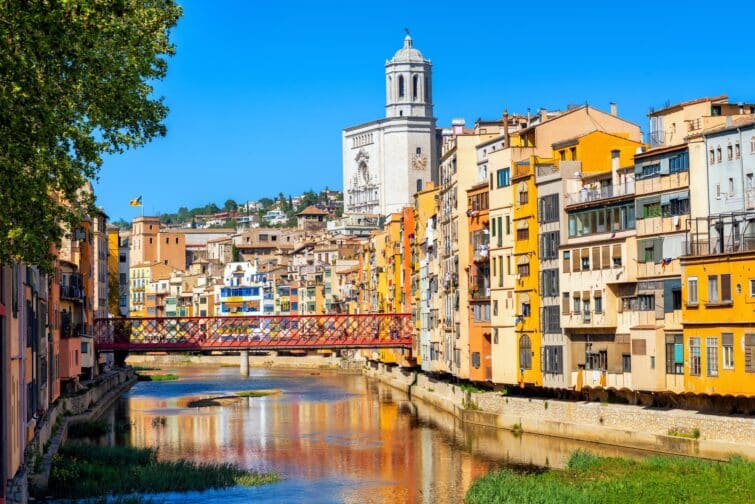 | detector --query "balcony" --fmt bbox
[536,163,558,179]
[635,171,689,195]
[513,164,531,179]
[566,181,635,206]
[60,284,84,301]
[562,310,615,329]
